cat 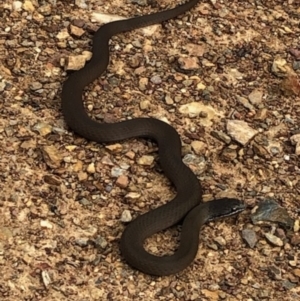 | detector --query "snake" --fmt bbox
[61,0,245,276]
